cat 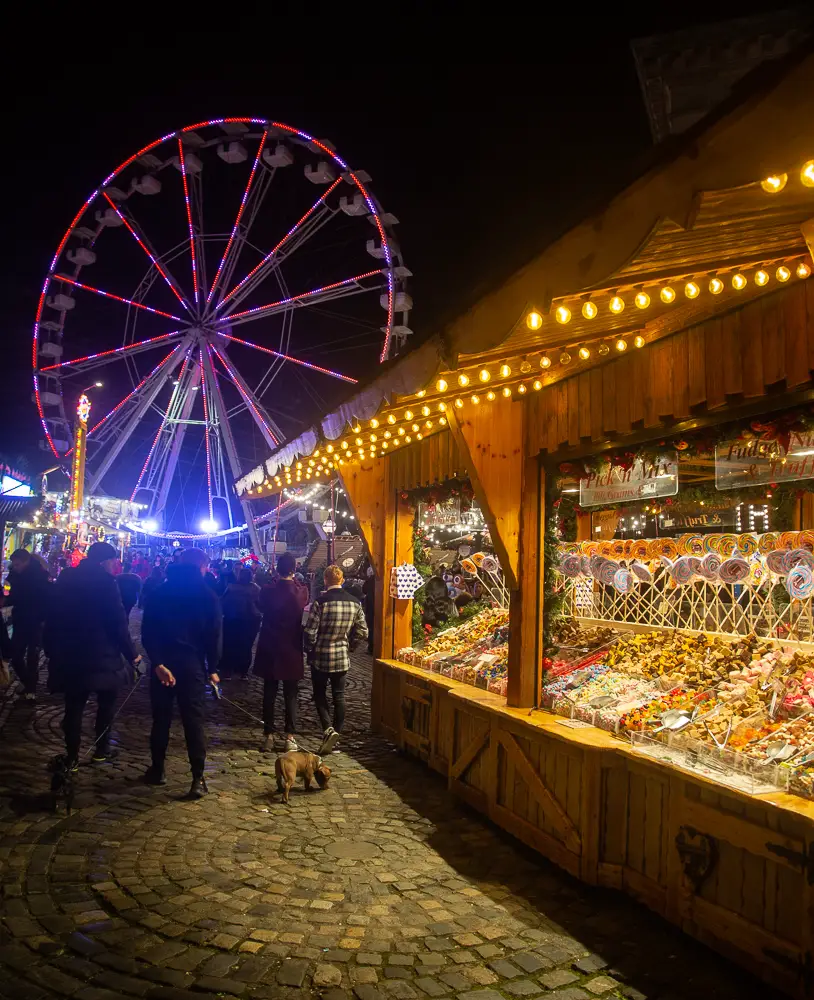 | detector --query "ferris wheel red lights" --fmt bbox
[32,117,411,547]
